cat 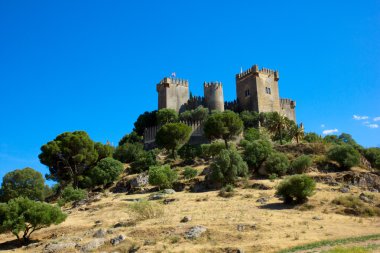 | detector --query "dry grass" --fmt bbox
[0,177,379,252]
